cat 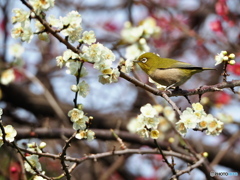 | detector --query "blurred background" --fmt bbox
[0,0,240,179]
